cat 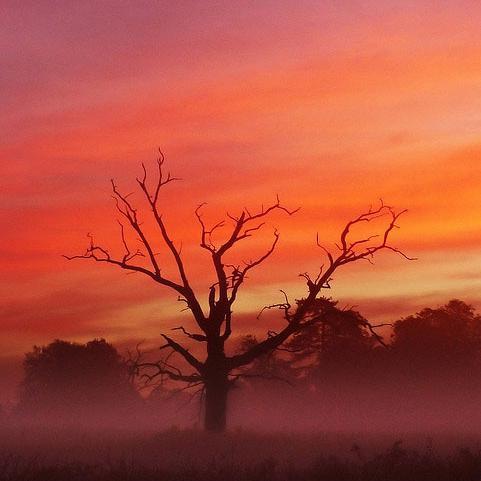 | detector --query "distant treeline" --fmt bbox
[3,298,481,430]
[241,298,481,386]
